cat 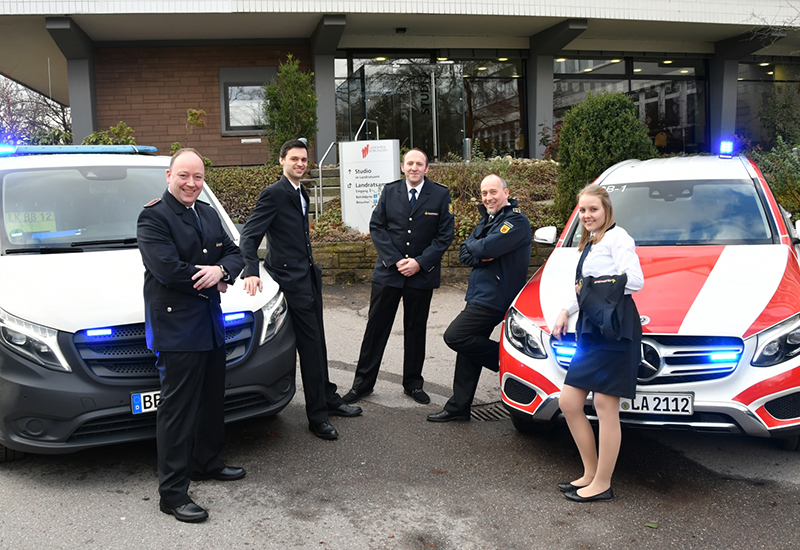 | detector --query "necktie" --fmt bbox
[191,207,203,236]
[409,188,417,209]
